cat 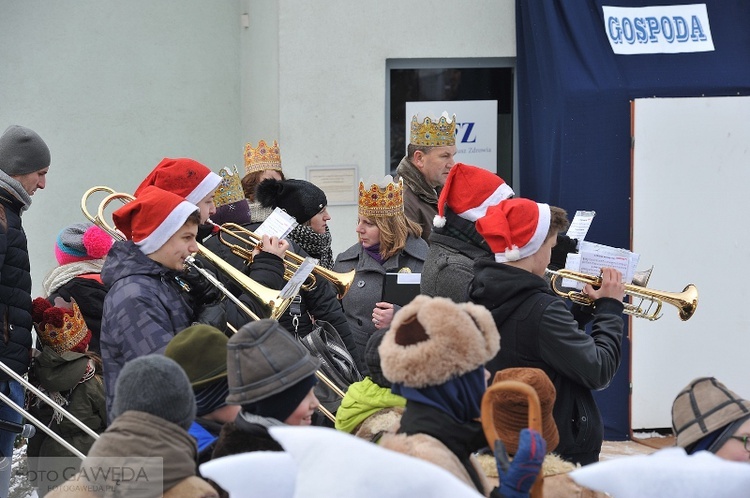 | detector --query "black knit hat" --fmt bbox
[0,125,51,176]
[255,178,327,224]
[111,355,196,430]
[241,374,318,422]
